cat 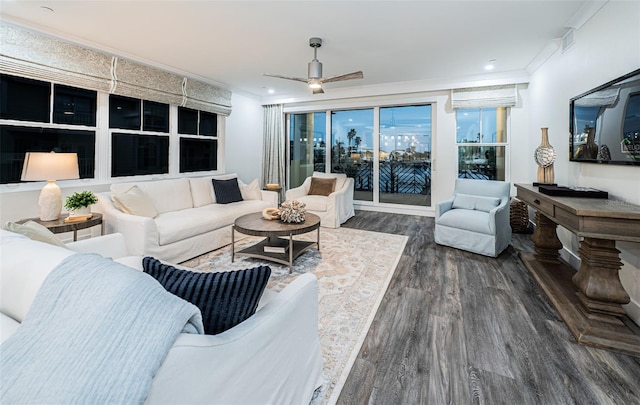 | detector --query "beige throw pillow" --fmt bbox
[113,186,158,218]
[308,177,336,196]
[4,221,68,248]
[240,179,262,200]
